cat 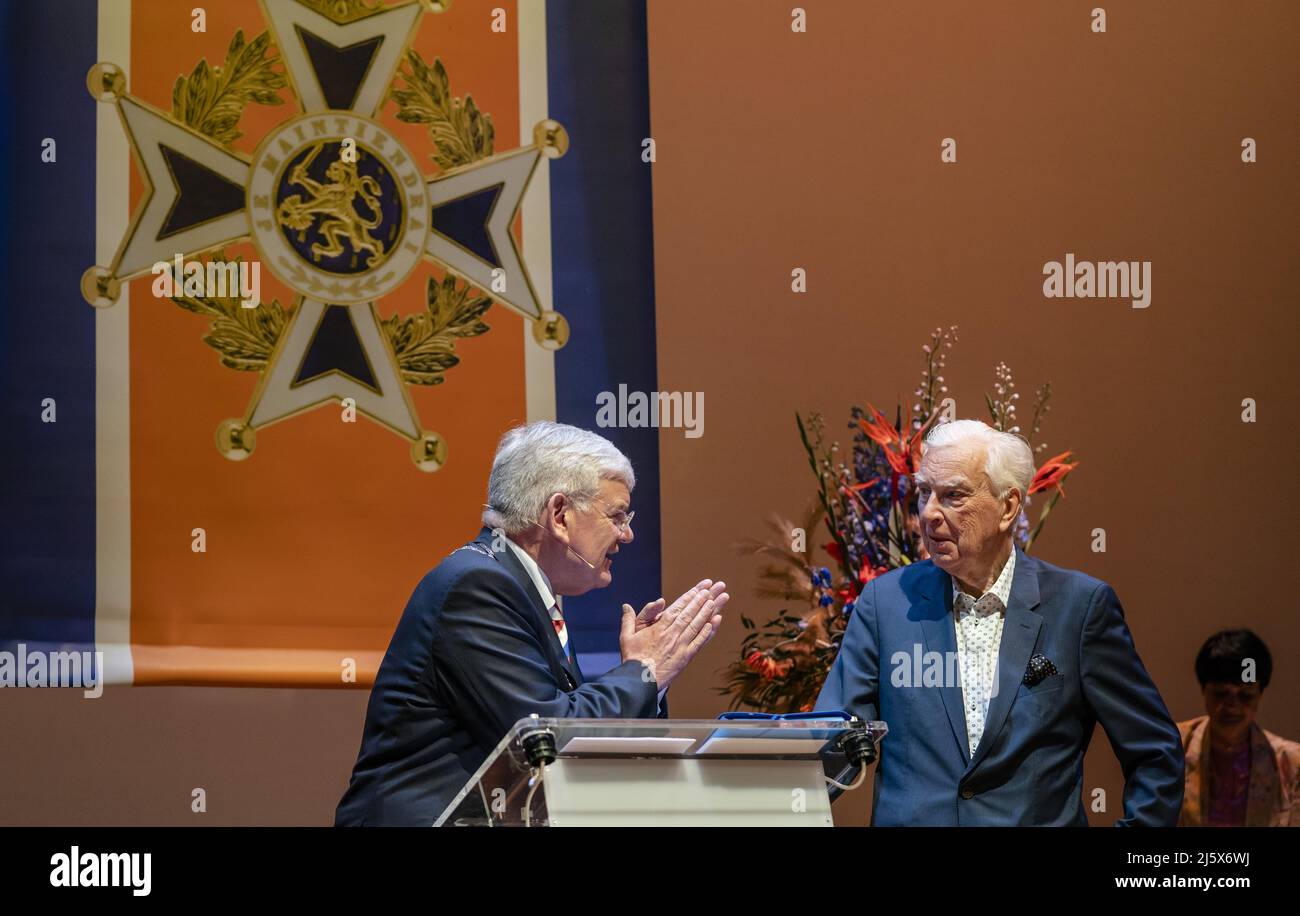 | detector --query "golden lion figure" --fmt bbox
[276,145,387,268]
